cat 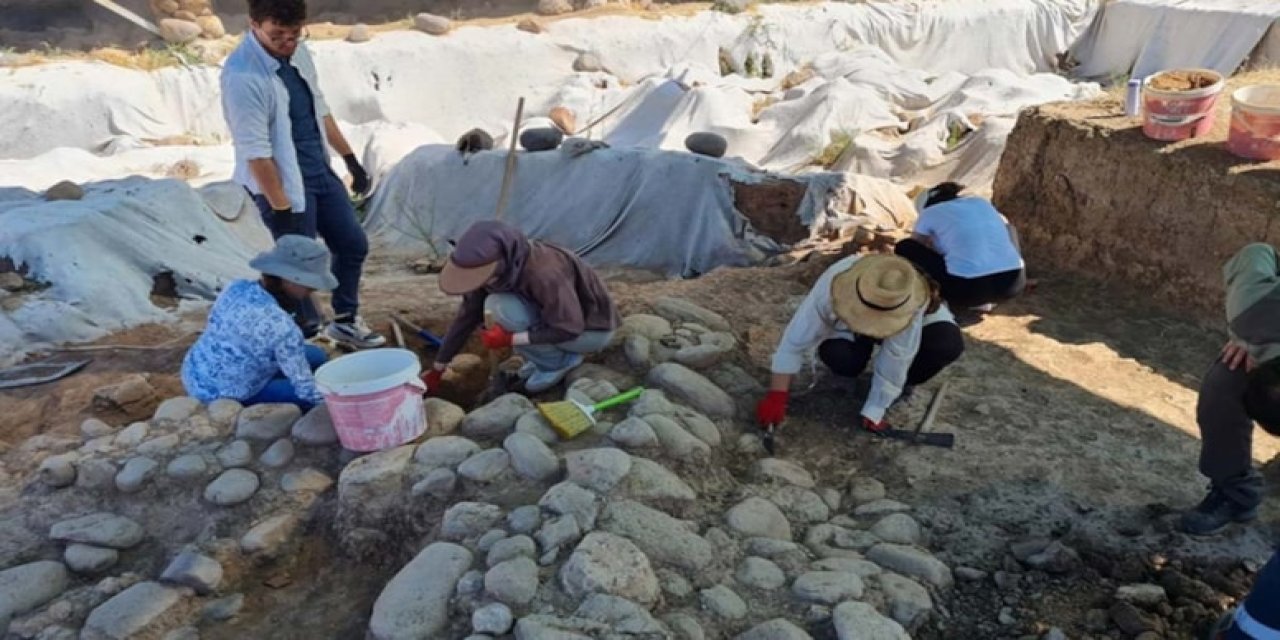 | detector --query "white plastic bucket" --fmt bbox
[1228,85,1280,161]
[314,348,426,452]
[1141,69,1225,141]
